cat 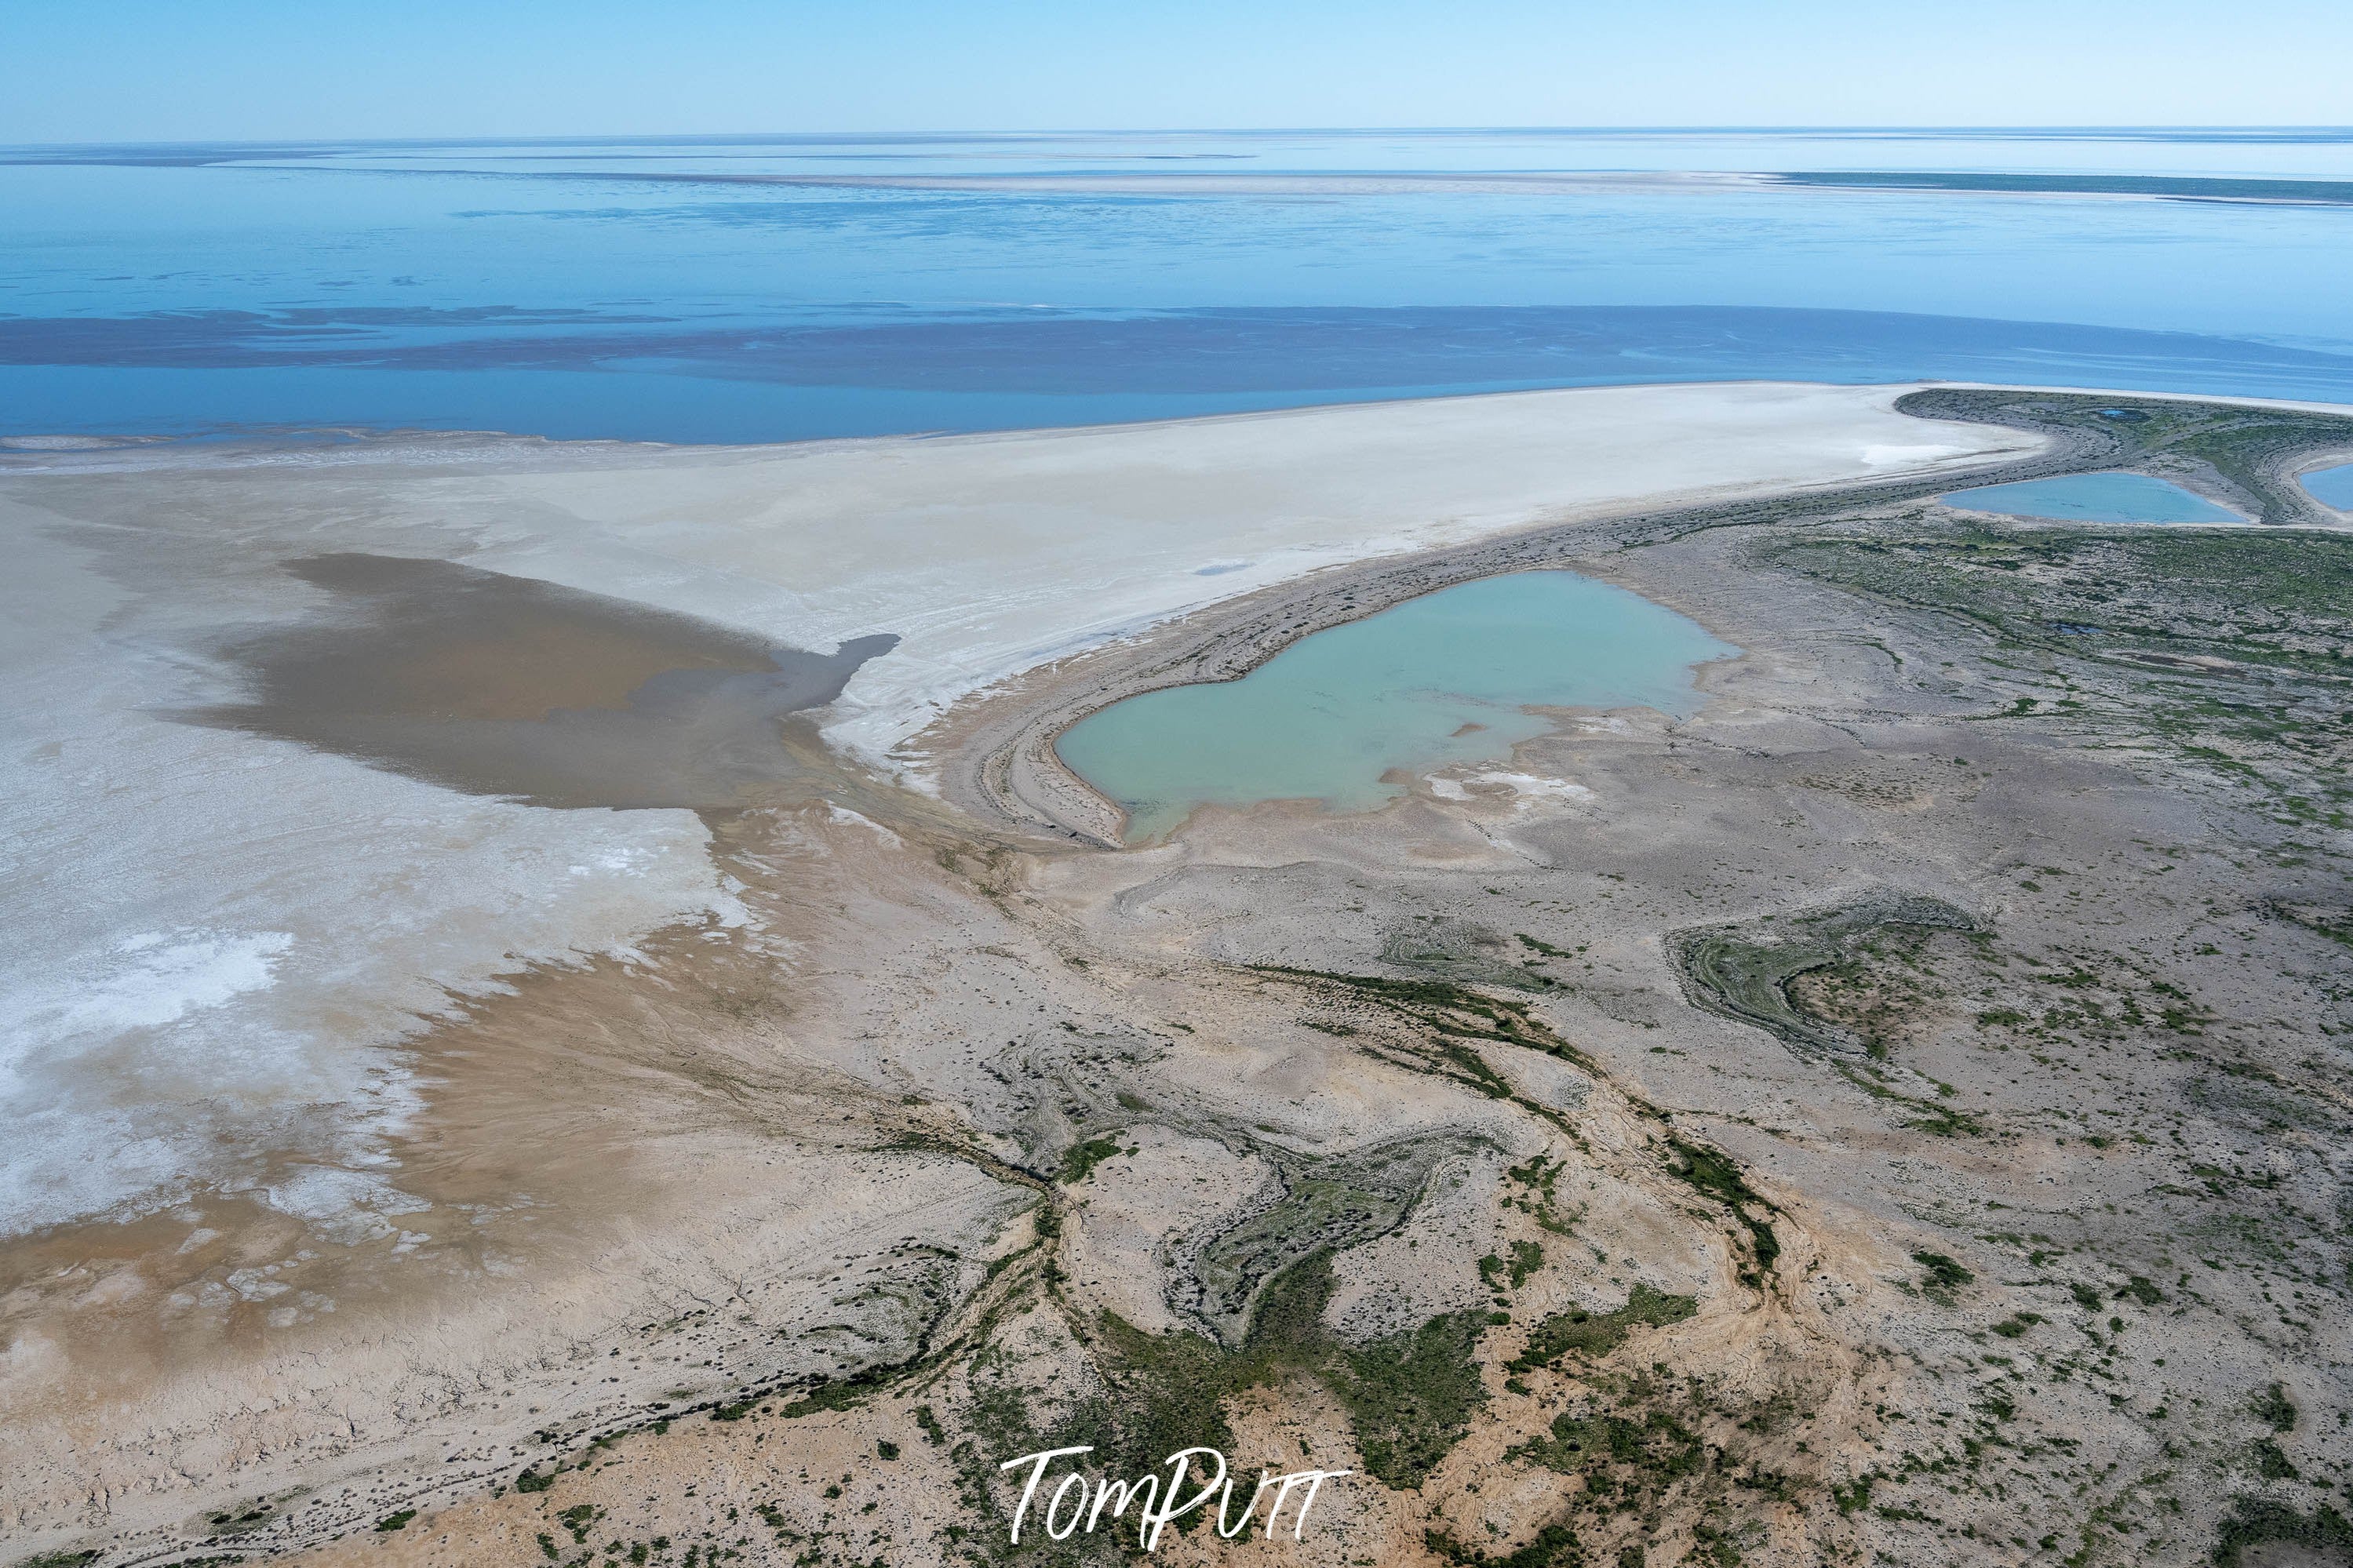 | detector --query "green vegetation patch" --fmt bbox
[1189,1129,1484,1341]
[1057,1135,1125,1186]
[1426,1521,1586,1568]
[1480,1239,1545,1291]
[1328,1304,1492,1489]
[1666,1137,1782,1283]
[2253,1381,2298,1433]
[1510,1284,1699,1373]
[1504,1154,1584,1235]
[1913,1250,1974,1305]
[1511,1406,1705,1486]
[1051,1250,1491,1492]
[2212,1497,2353,1567]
